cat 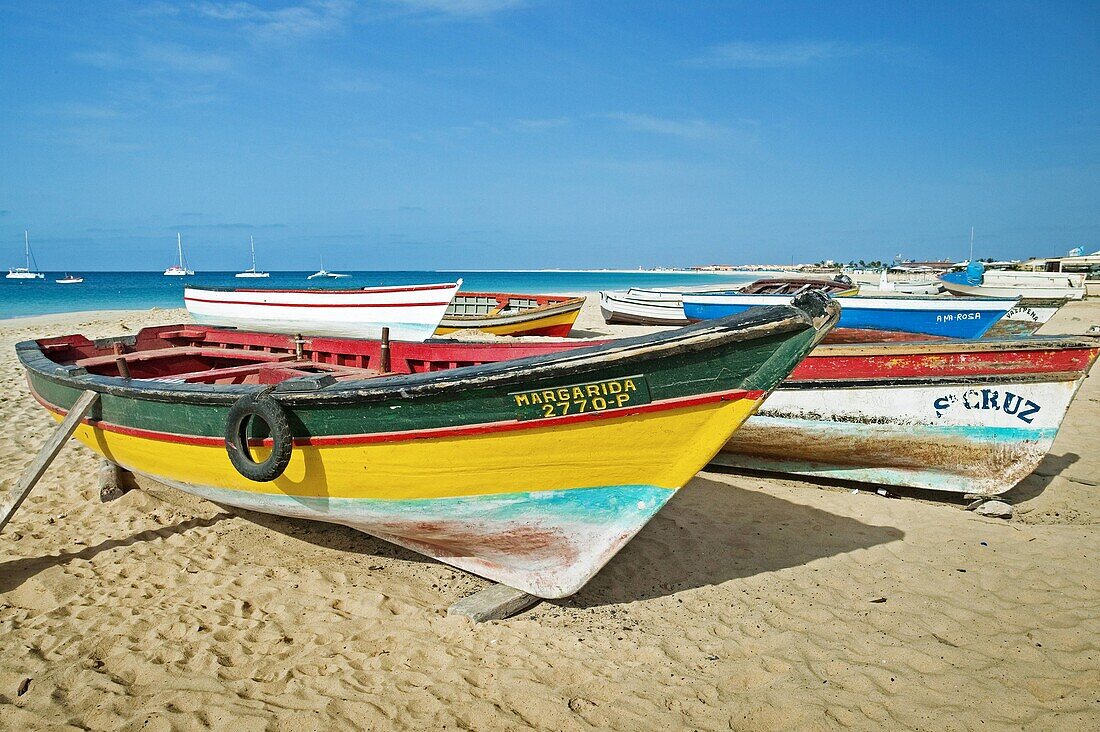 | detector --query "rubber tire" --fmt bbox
[225,392,293,482]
